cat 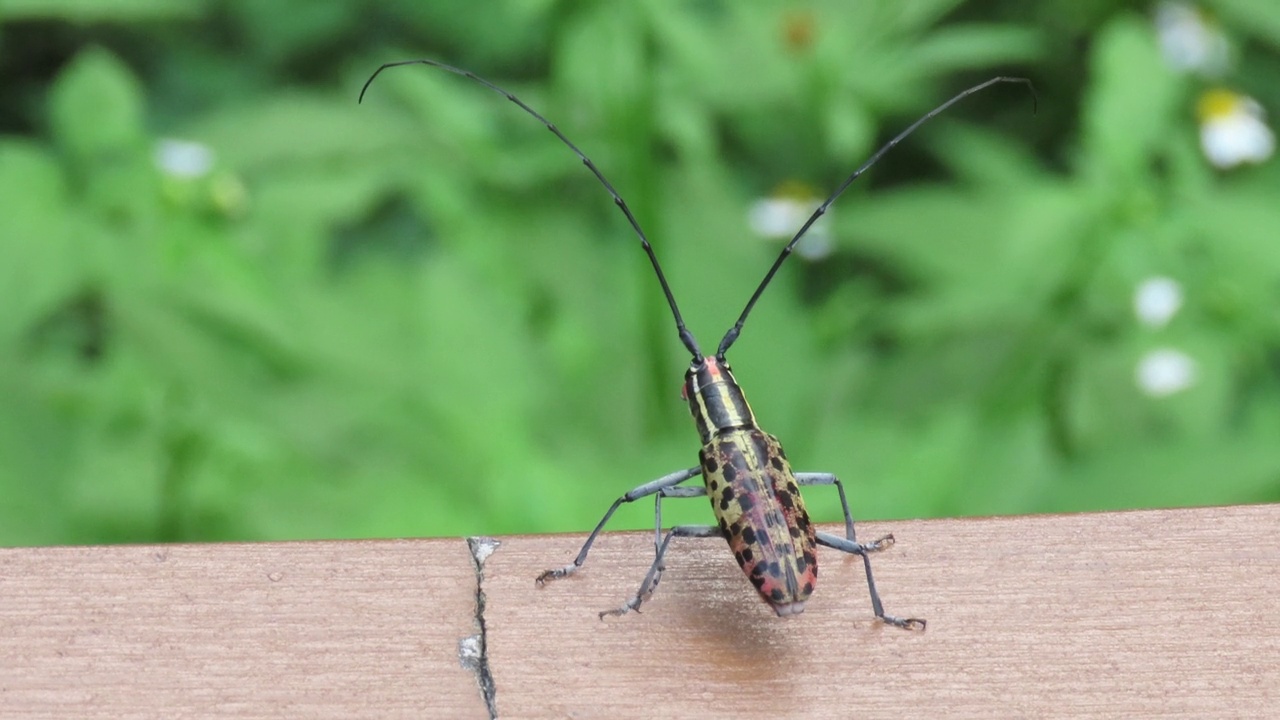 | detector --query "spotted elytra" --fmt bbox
[360,60,1034,627]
